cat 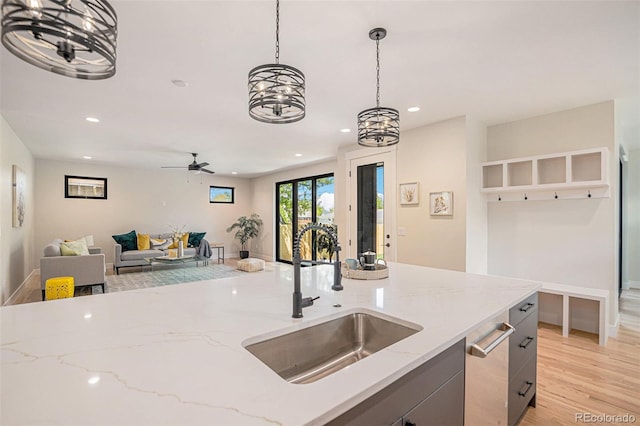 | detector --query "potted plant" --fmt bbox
[227,213,263,259]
